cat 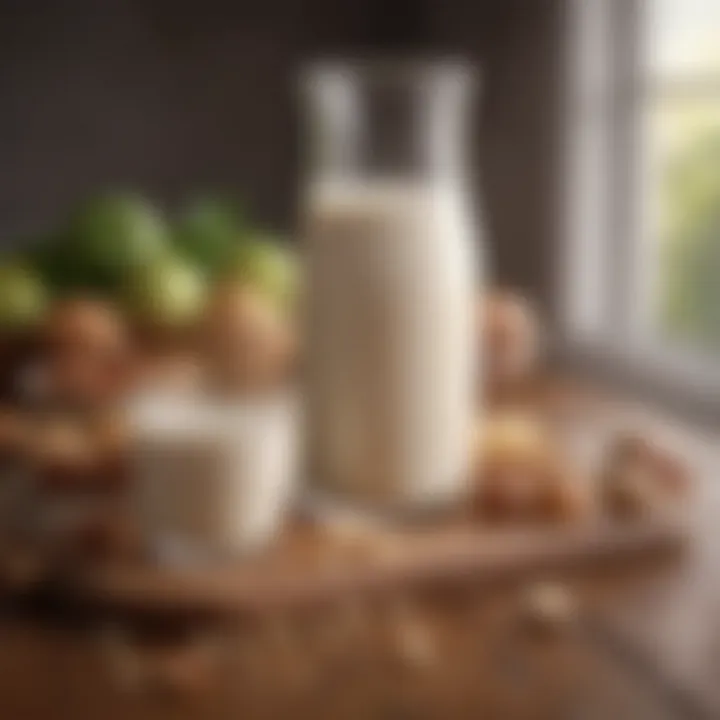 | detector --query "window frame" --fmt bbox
[559,0,720,418]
